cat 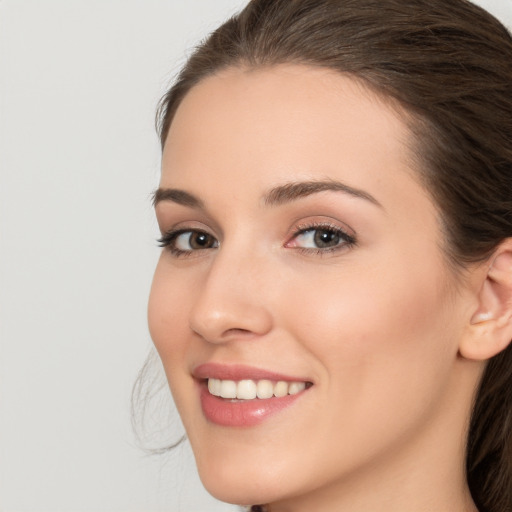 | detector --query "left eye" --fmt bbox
[174,231,217,251]
[157,229,219,256]
[288,226,355,250]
